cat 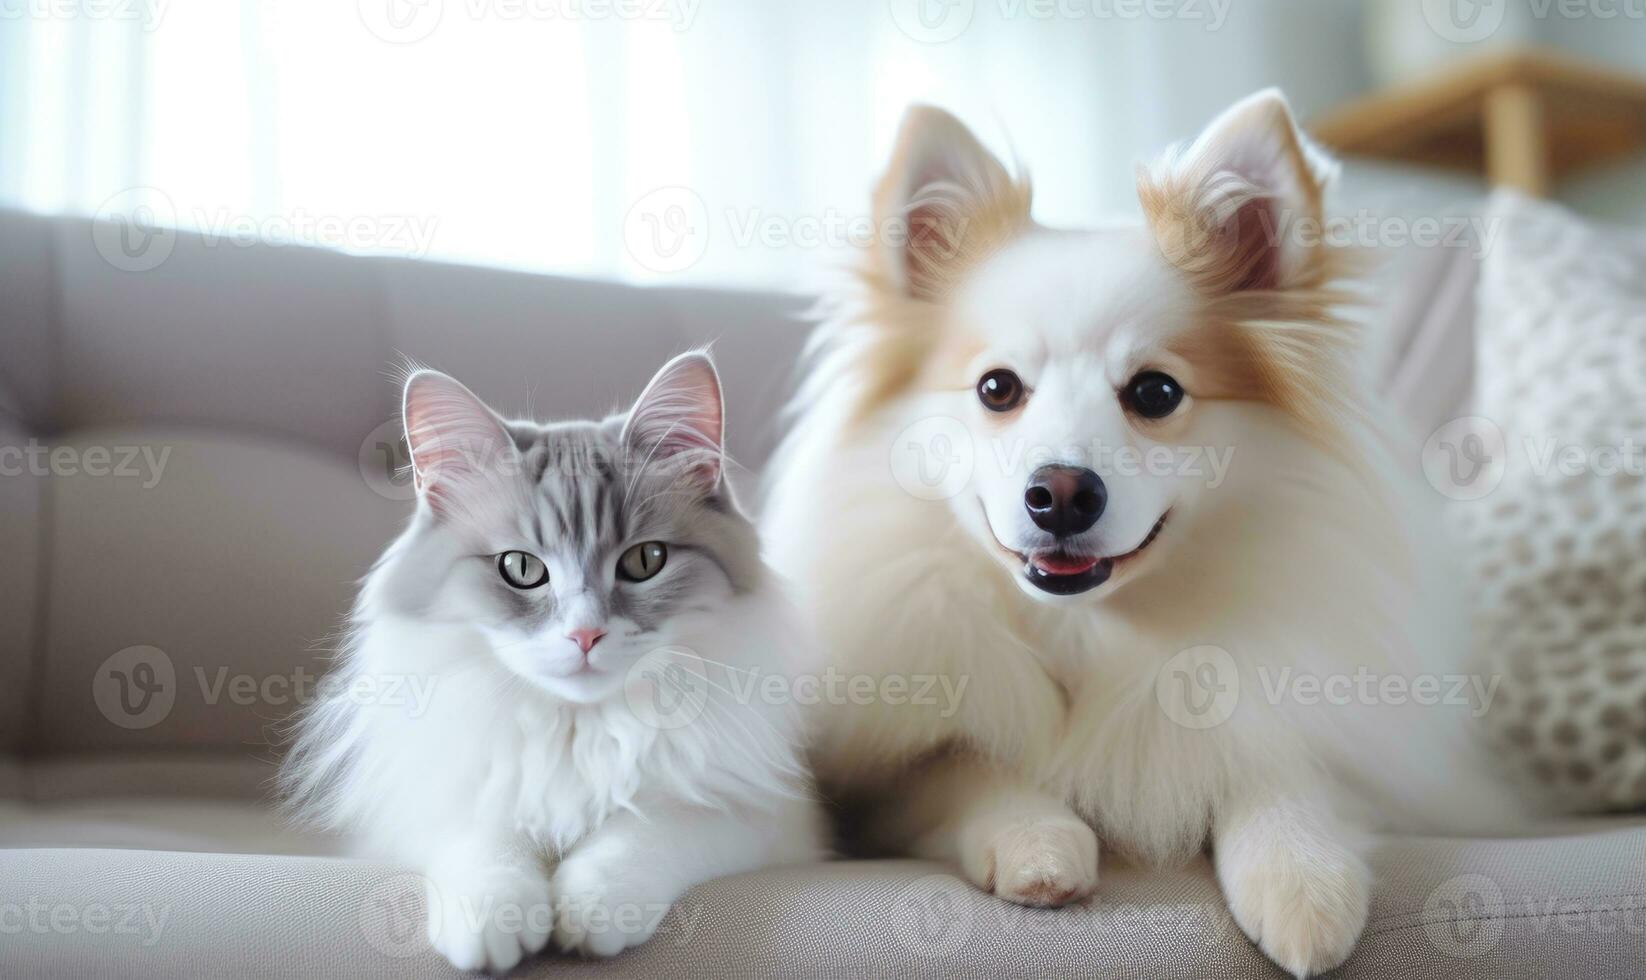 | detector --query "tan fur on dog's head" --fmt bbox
[787,90,1382,604]
[1136,91,1364,445]
[838,106,1034,423]
[834,91,1363,448]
